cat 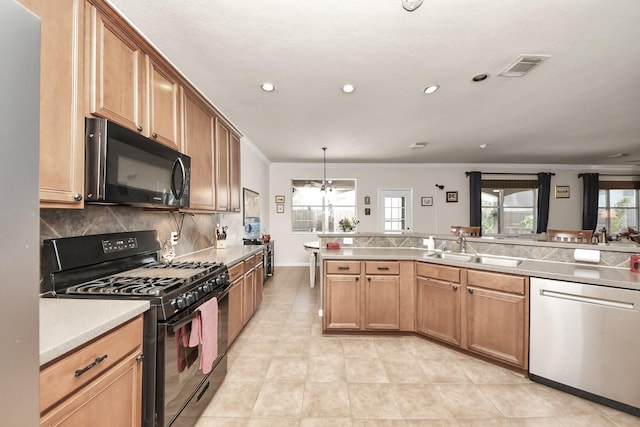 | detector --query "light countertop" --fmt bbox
[40,298,149,366]
[320,247,640,291]
[177,244,263,265]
